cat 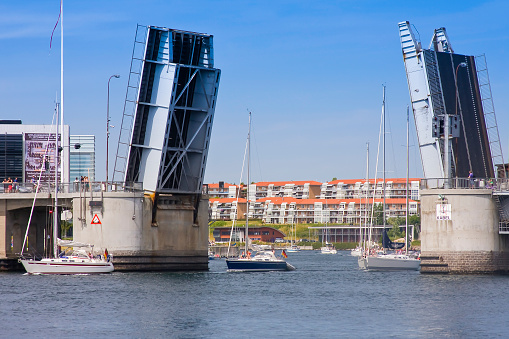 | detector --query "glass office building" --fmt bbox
[69,135,95,182]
